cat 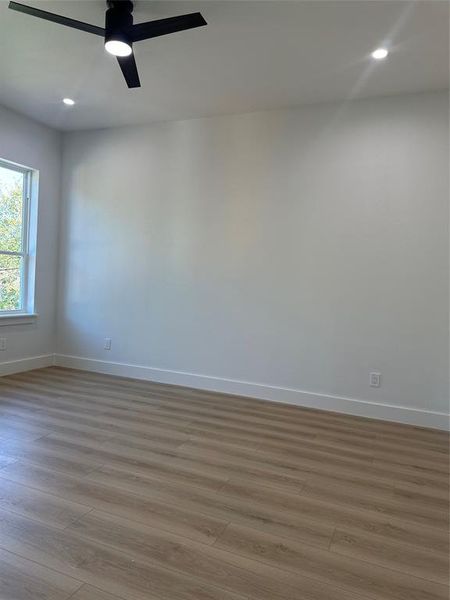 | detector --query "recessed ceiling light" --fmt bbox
[105,39,132,57]
[63,98,75,106]
[371,48,389,60]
